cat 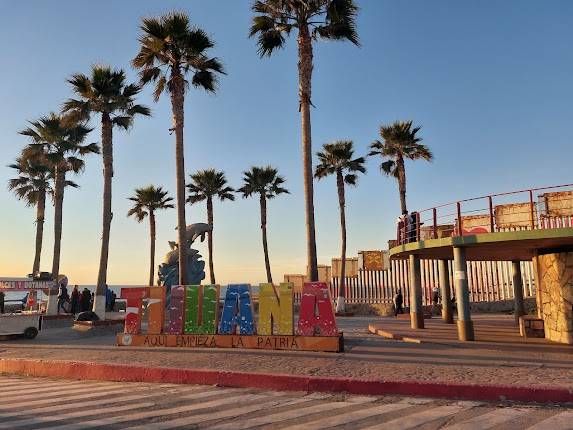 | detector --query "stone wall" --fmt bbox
[539,252,573,344]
